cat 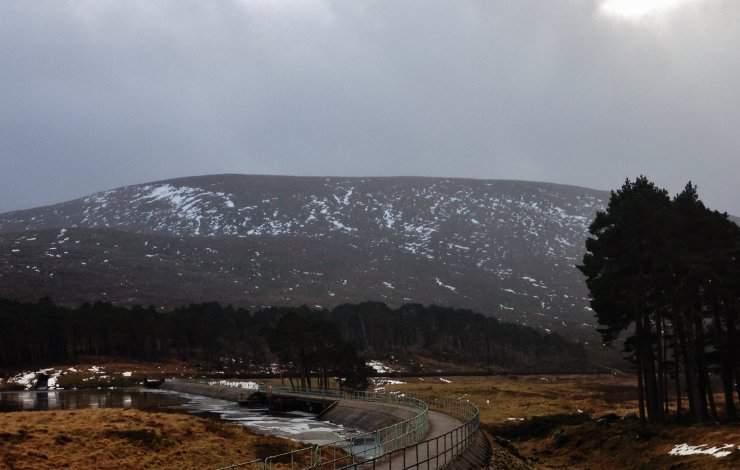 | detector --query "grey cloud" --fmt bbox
[1,0,739,215]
